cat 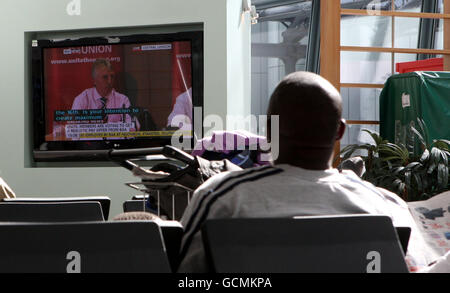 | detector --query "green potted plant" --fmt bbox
[337,119,449,202]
